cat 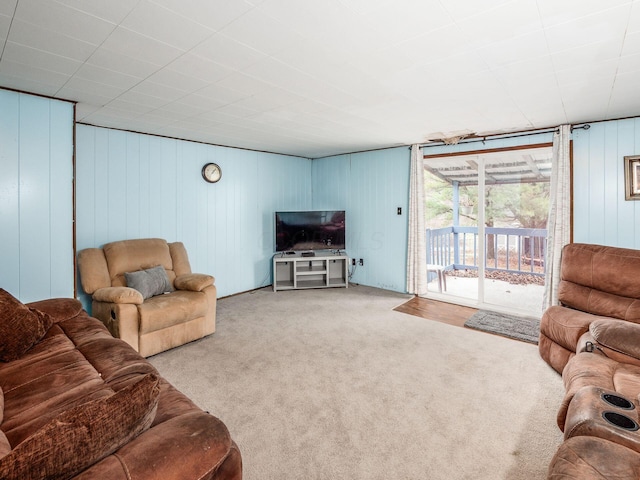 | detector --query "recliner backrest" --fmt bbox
[558,243,640,322]
[78,238,192,294]
[104,238,175,287]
